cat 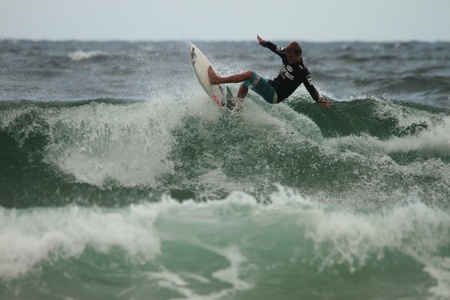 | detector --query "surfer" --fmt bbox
[208,35,331,109]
